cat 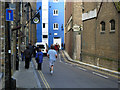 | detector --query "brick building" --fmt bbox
[0,2,37,89]
[0,1,5,89]
[65,1,82,60]
[82,2,120,70]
